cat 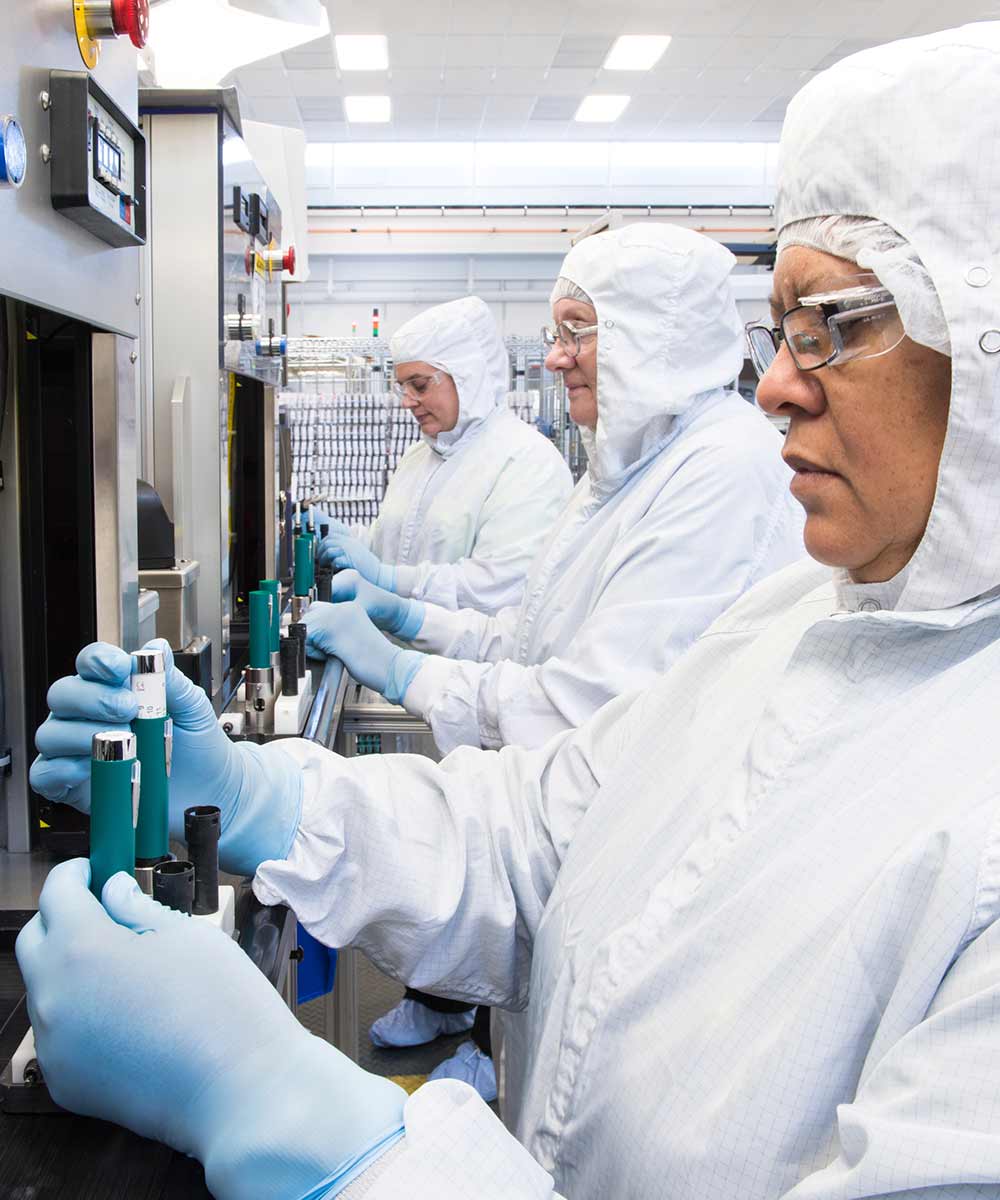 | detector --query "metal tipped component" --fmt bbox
[92,730,137,762]
[133,649,165,675]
